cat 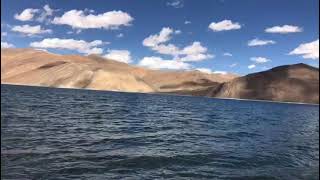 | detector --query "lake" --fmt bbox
[1,84,319,179]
